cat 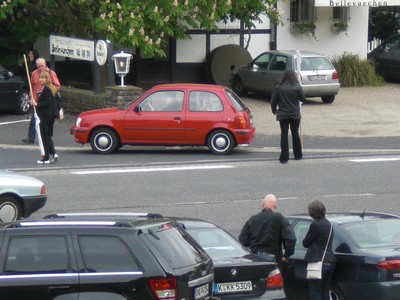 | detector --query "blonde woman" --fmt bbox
[31,71,58,164]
